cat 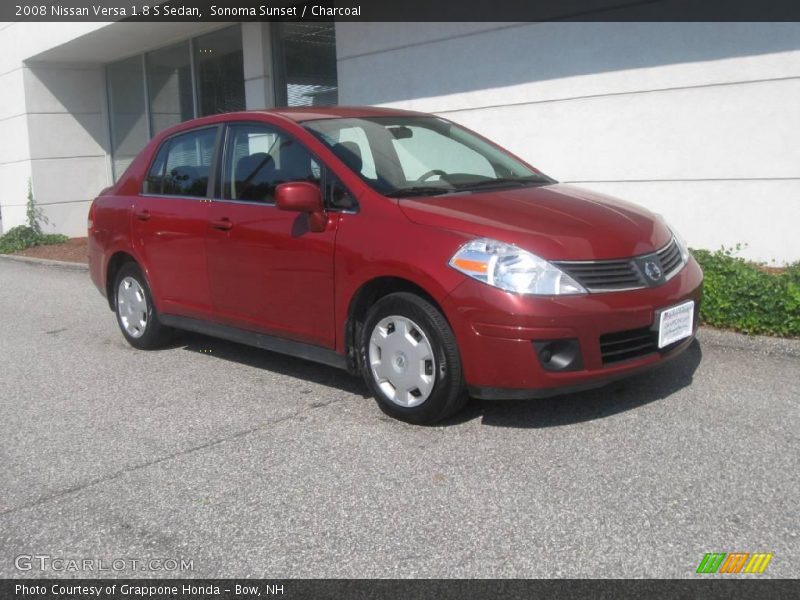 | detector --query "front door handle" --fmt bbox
[134,209,151,221]
[211,218,233,231]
